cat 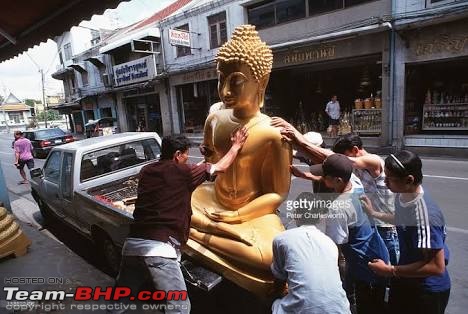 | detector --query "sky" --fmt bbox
[0,0,176,102]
